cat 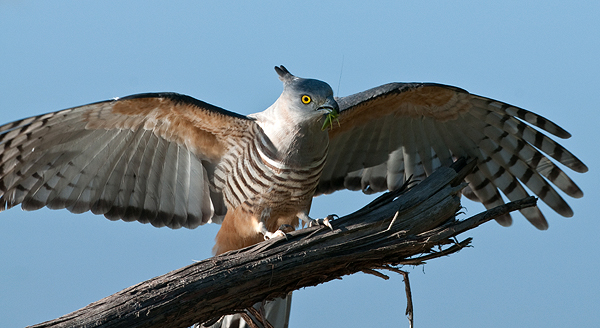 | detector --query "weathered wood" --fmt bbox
[28,159,537,328]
